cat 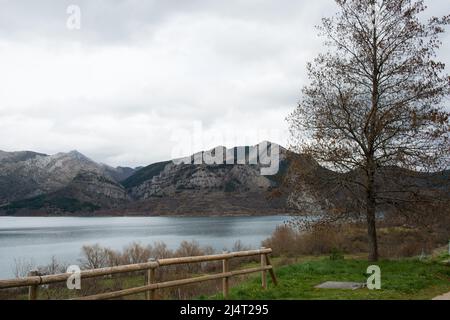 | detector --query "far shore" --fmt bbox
[0,212,296,218]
